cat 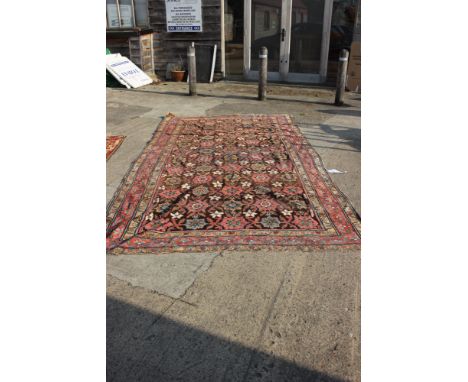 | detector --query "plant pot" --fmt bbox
[171,70,185,82]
